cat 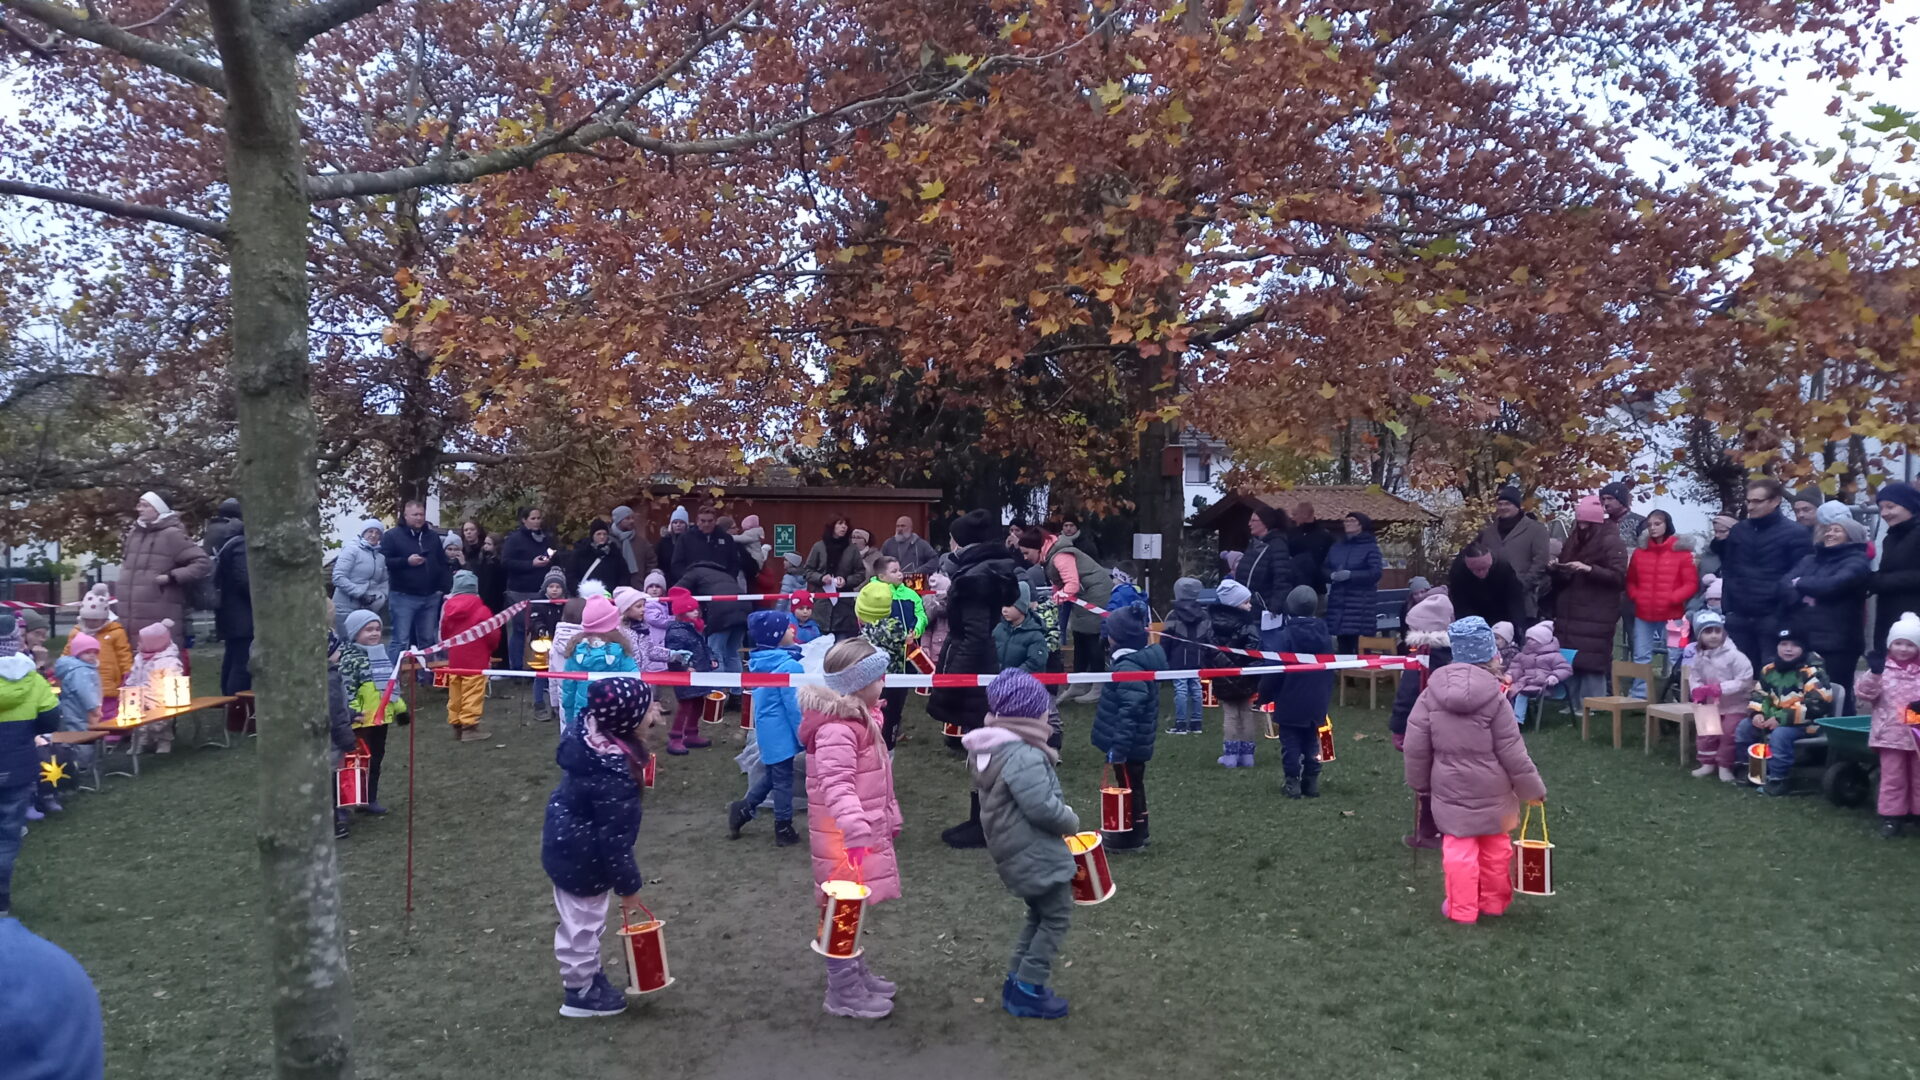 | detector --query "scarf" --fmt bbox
[986,713,1058,763]
[363,642,395,687]
[581,675,652,764]
[610,511,641,574]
